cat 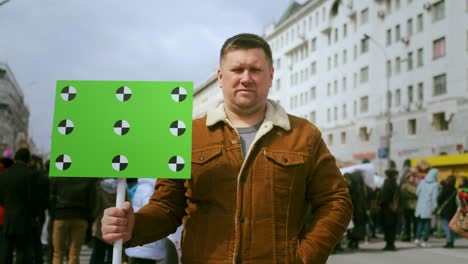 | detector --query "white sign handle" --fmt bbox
[113,178,127,264]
